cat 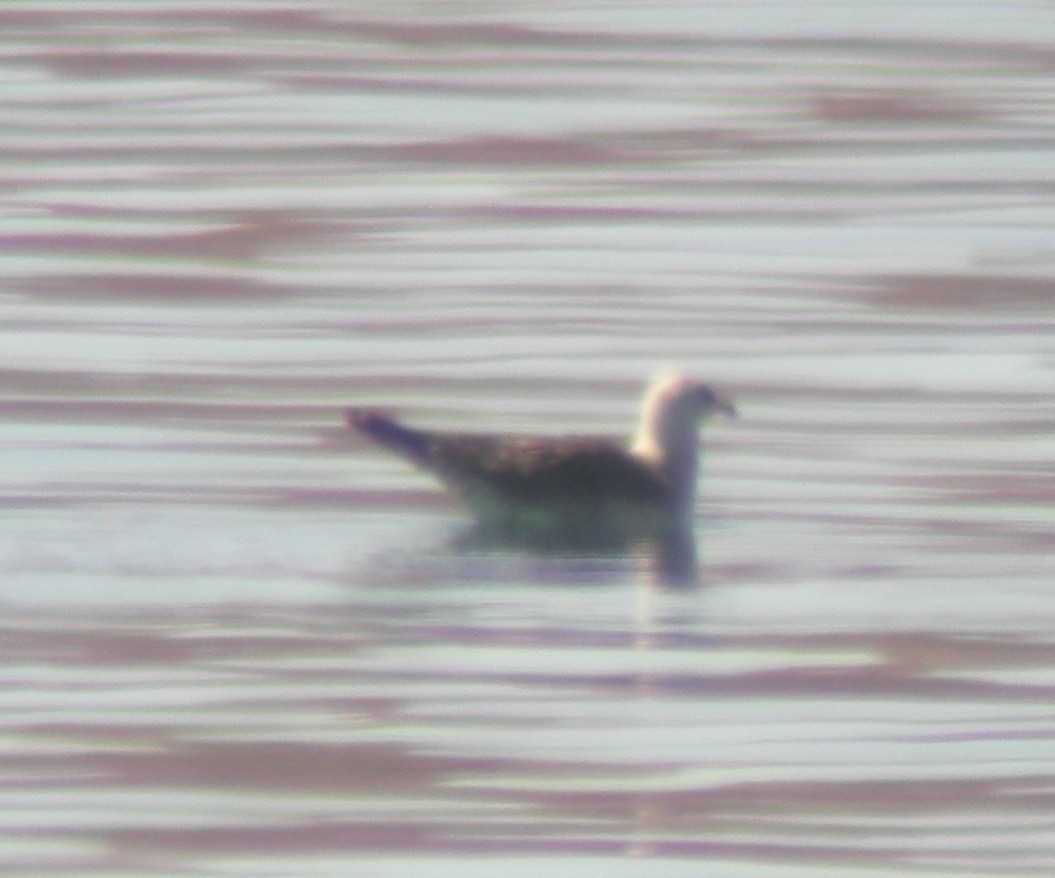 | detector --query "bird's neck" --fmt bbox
[631,422,700,511]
